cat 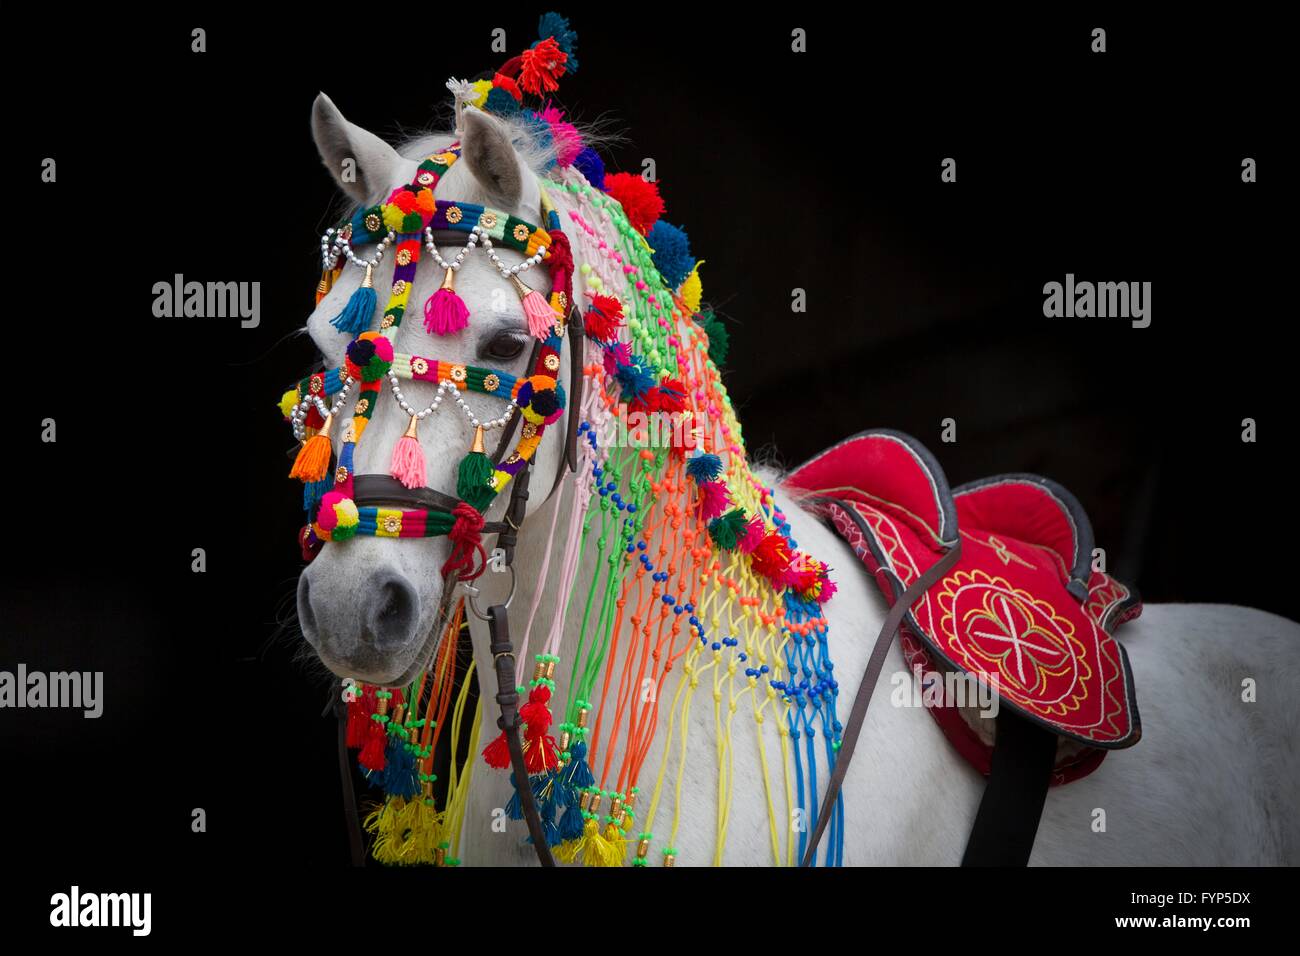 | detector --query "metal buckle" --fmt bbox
[459,563,516,620]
